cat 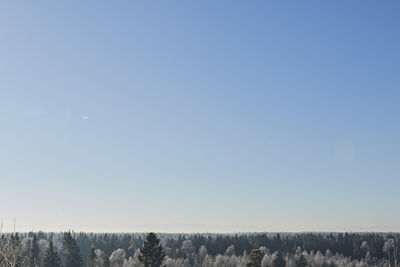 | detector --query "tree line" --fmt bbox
[0,231,399,266]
